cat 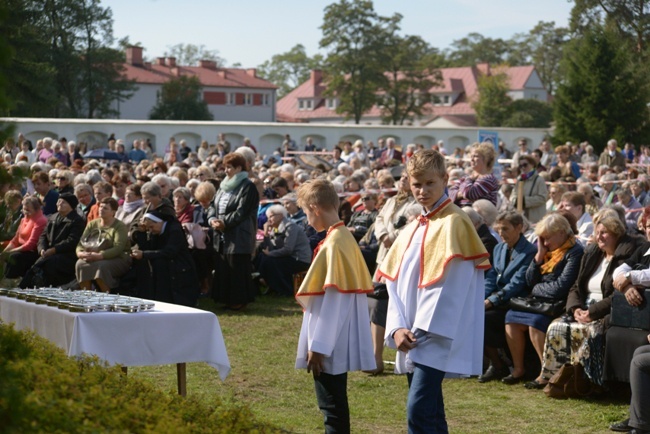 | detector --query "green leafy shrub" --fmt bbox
[0,322,282,433]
